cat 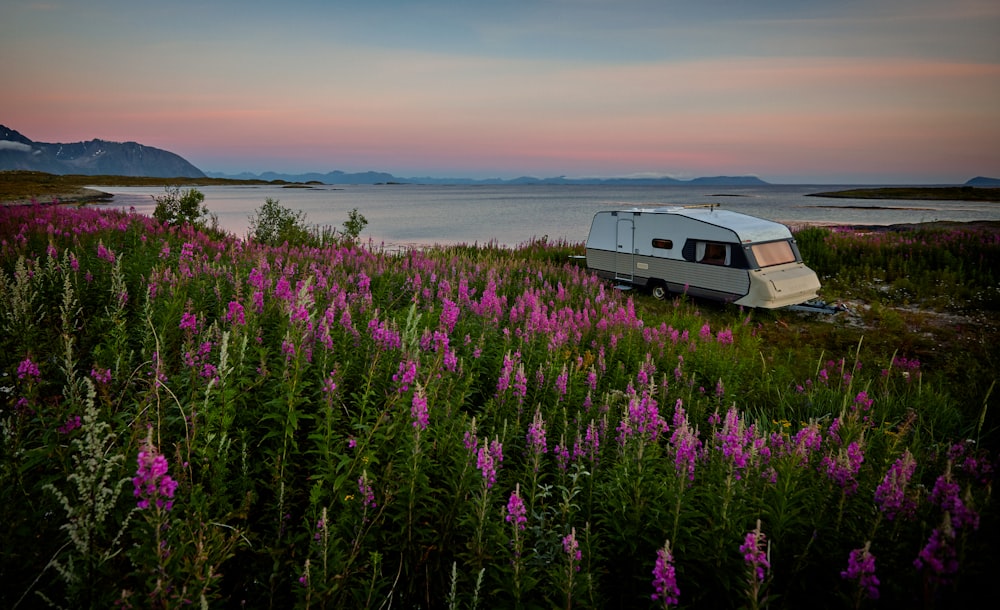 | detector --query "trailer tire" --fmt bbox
[651,283,668,301]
